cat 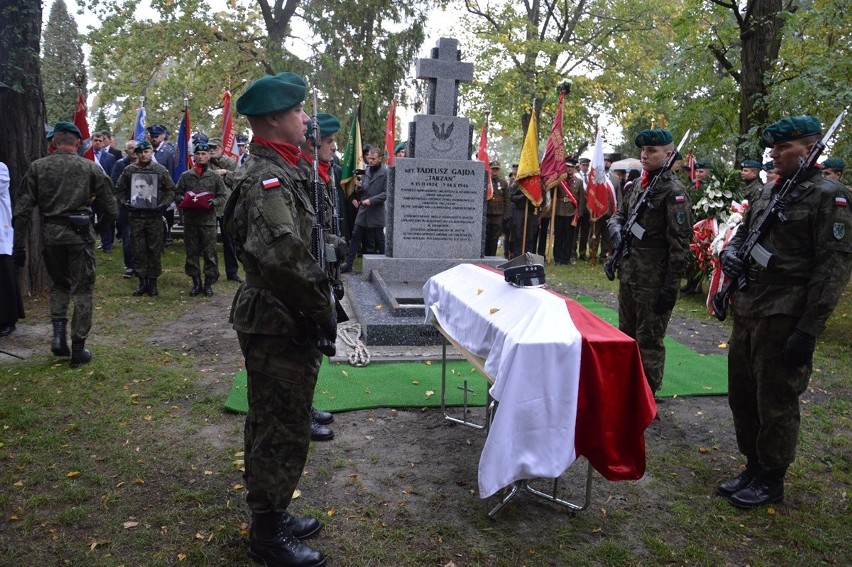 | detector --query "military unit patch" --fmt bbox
[676,211,686,225]
[262,178,280,190]
[834,222,846,240]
